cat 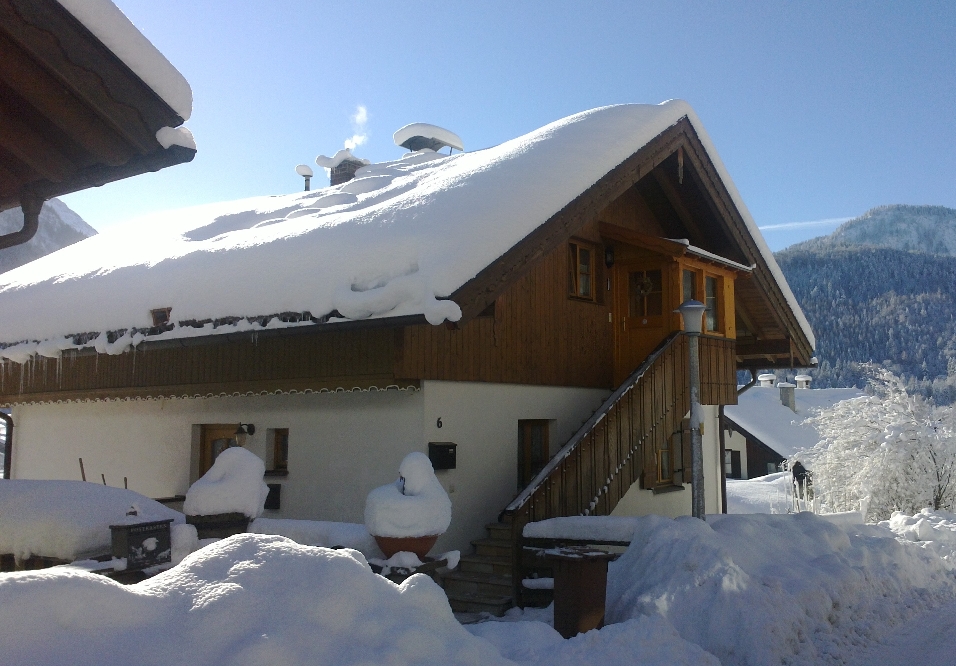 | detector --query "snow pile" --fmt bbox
[606,513,956,665]
[249,517,381,555]
[725,471,794,513]
[468,615,719,666]
[0,480,182,561]
[0,101,812,359]
[365,451,451,538]
[183,447,269,519]
[881,508,956,564]
[0,534,511,666]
